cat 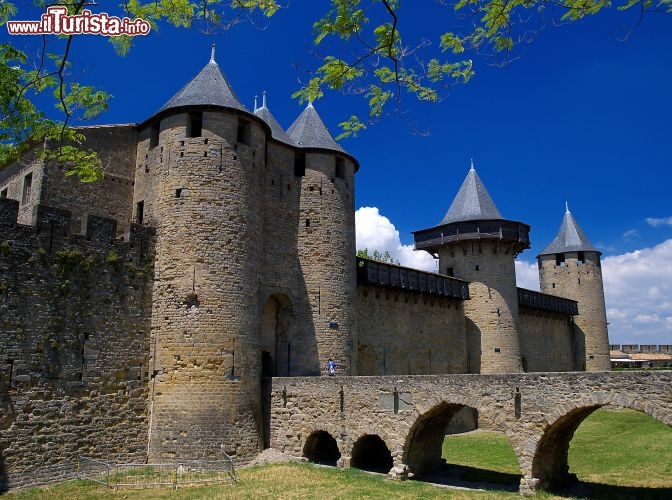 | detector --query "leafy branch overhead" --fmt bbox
[1,0,670,180]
